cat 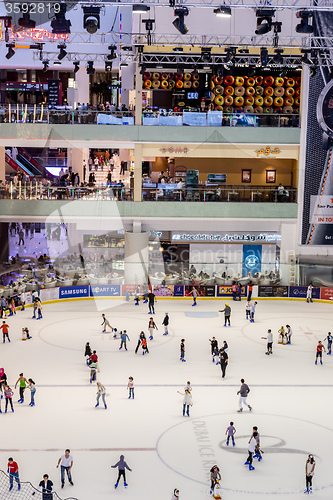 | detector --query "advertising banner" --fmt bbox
[320,288,333,301]
[184,285,216,297]
[174,285,184,297]
[121,285,151,296]
[216,286,247,297]
[152,285,174,297]
[242,244,262,277]
[40,288,59,302]
[90,285,121,297]
[258,286,289,297]
[289,286,321,299]
[59,286,90,299]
